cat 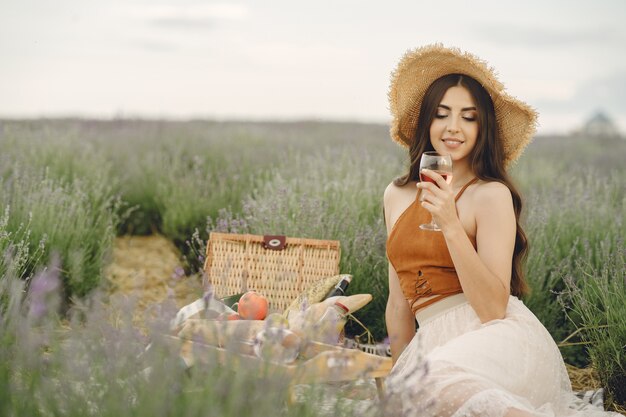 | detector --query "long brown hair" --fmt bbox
[394,73,529,297]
